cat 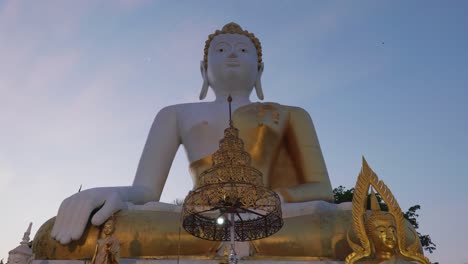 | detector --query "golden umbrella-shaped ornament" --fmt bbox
[181,96,283,263]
